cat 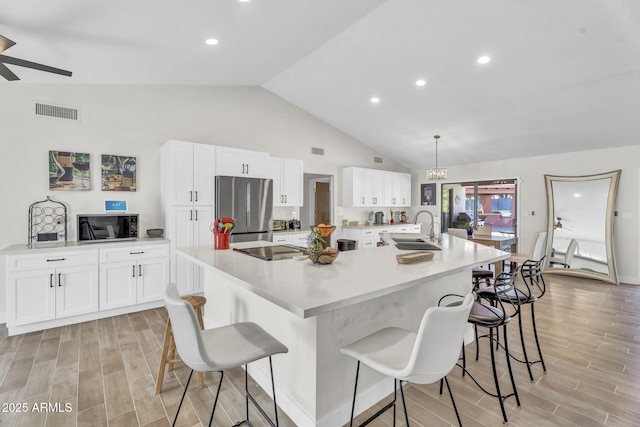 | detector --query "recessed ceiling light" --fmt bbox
[477,56,491,64]
[416,79,427,87]
[238,0,250,2]
[206,38,219,45]
[370,97,380,104]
